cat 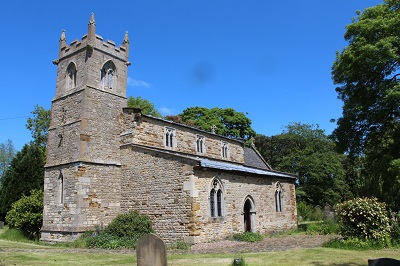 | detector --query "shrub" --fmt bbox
[232,232,263,242]
[391,221,400,245]
[105,210,153,238]
[335,197,390,241]
[5,189,43,239]
[169,239,190,250]
[82,210,154,249]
